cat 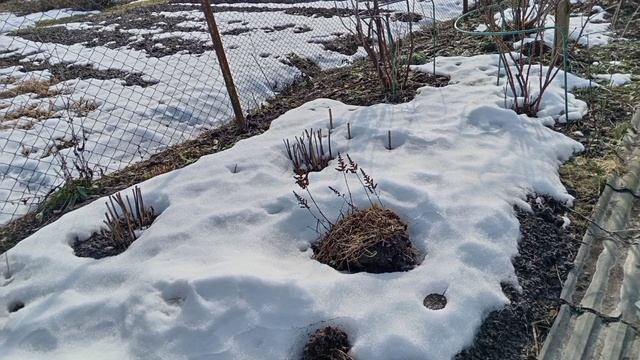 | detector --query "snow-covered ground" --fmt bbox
[0,53,591,359]
[0,0,461,224]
